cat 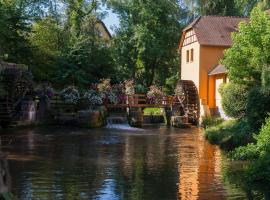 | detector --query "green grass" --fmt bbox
[143,108,162,115]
